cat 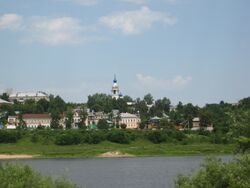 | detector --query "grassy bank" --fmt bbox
[0,137,235,158]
